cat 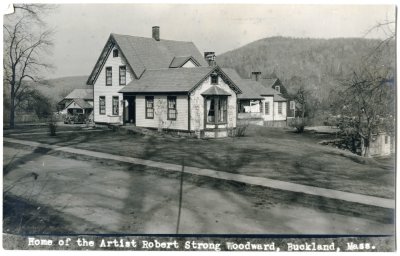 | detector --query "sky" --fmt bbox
[9,4,396,79]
